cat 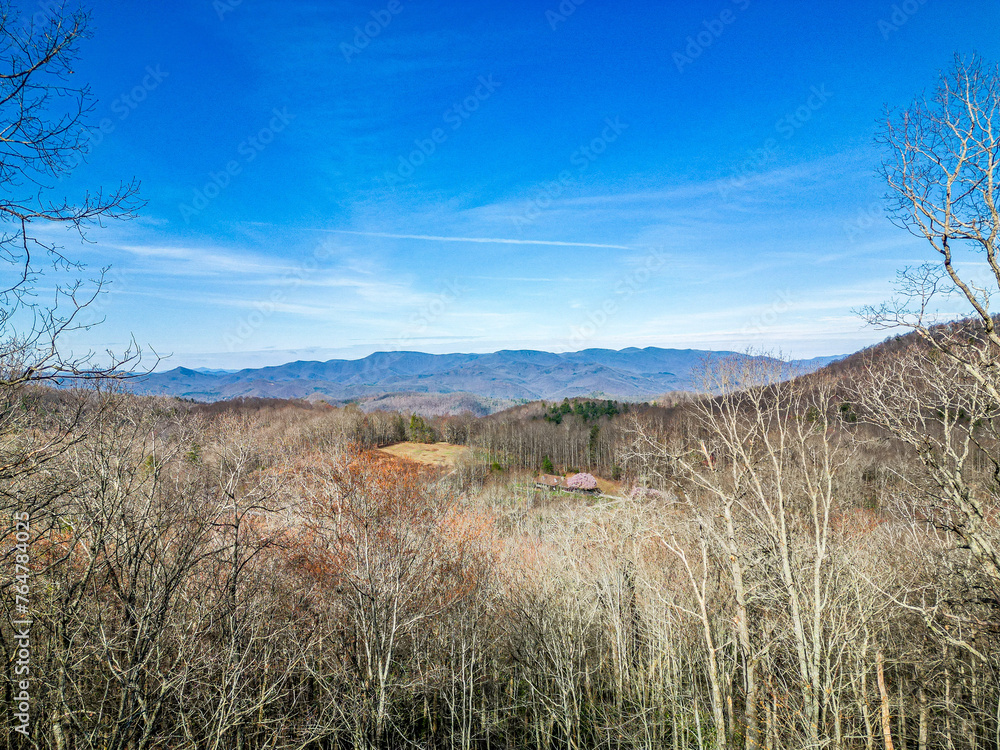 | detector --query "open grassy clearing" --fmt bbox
[377,441,471,467]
